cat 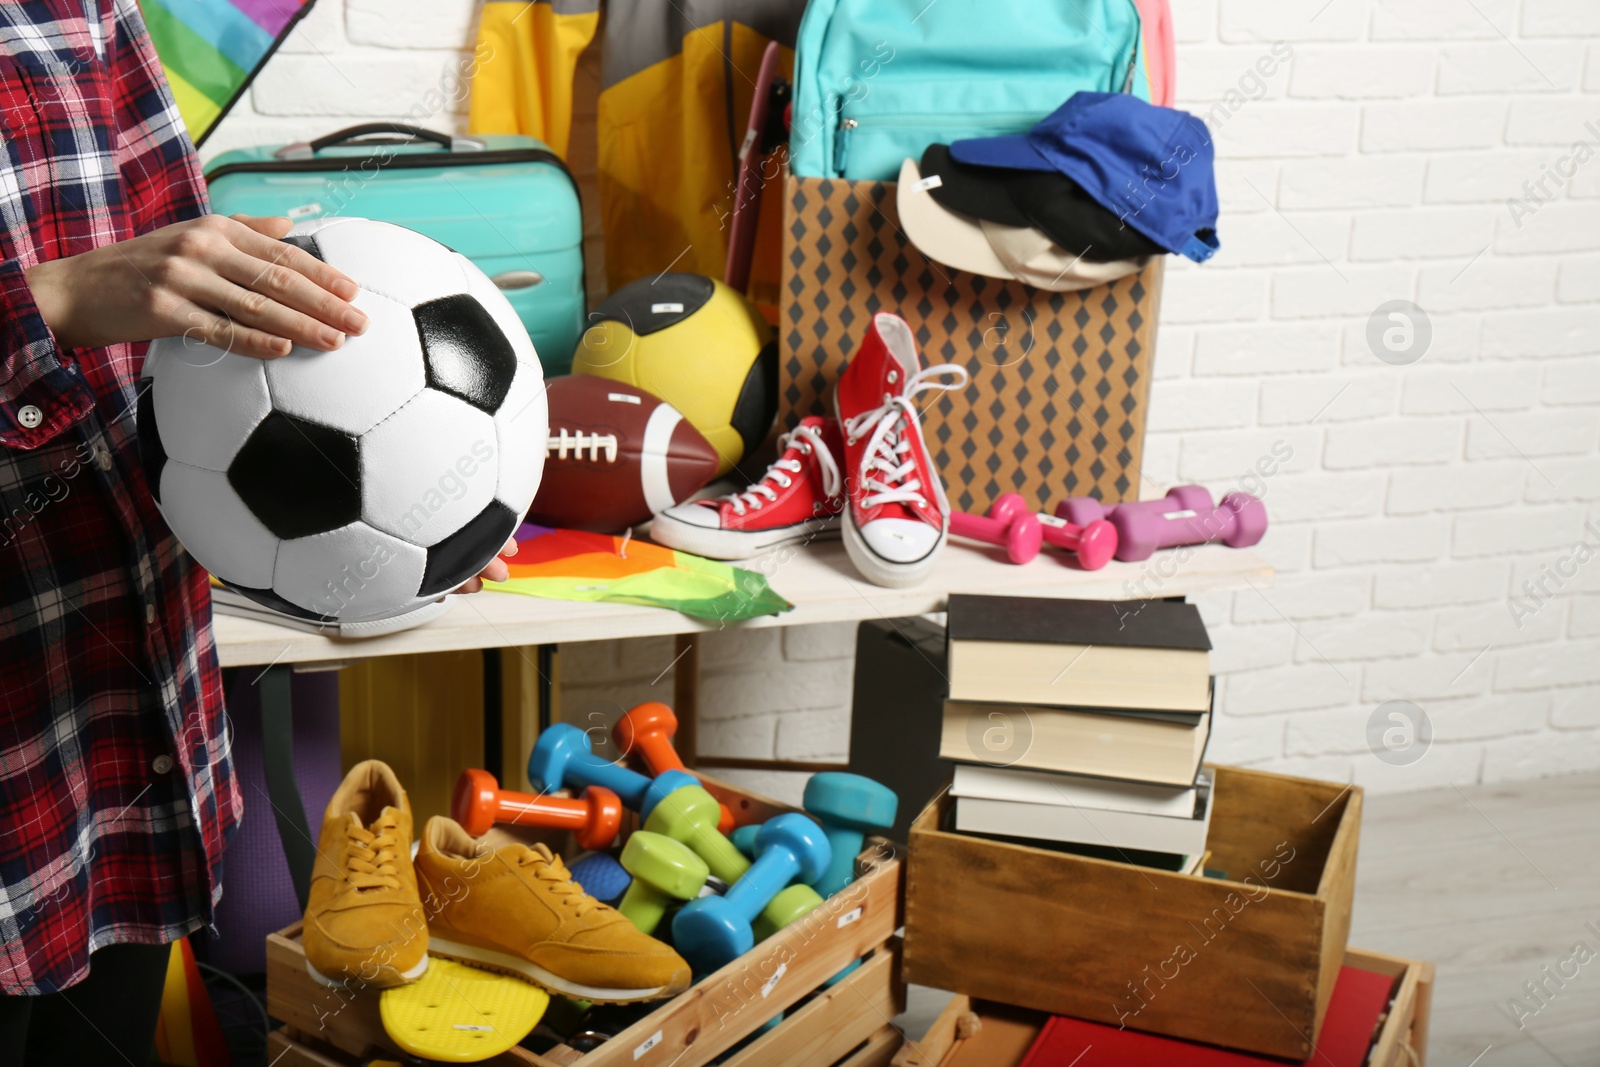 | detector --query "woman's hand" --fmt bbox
[453,537,519,595]
[25,214,368,360]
